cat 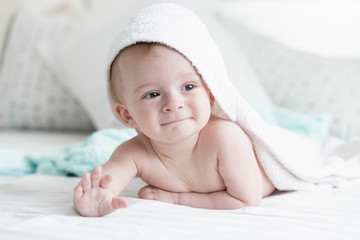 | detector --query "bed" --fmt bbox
[1,0,360,239]
[1,167,359,239]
